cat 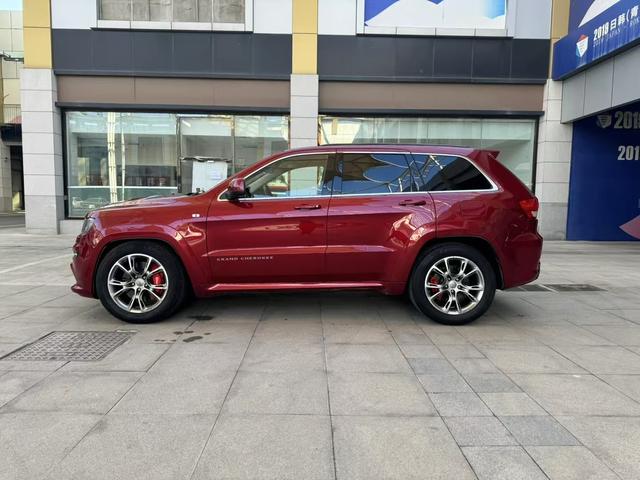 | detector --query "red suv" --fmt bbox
[71,145,542,325]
